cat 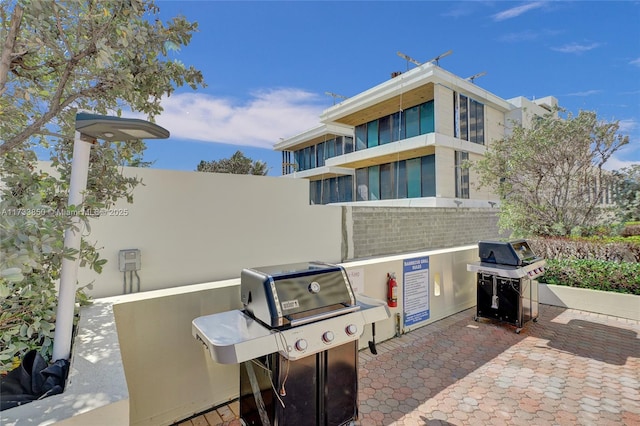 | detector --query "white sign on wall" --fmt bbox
[403,256,430,327]
[347,268,365,294]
